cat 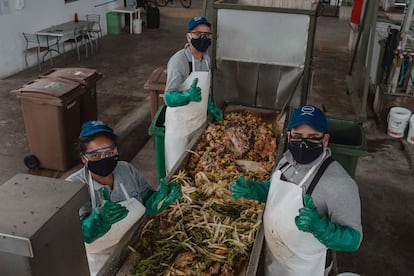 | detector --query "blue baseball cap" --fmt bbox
[188,16,211,31]
[288,105,327,133]
[80,120,117,137]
